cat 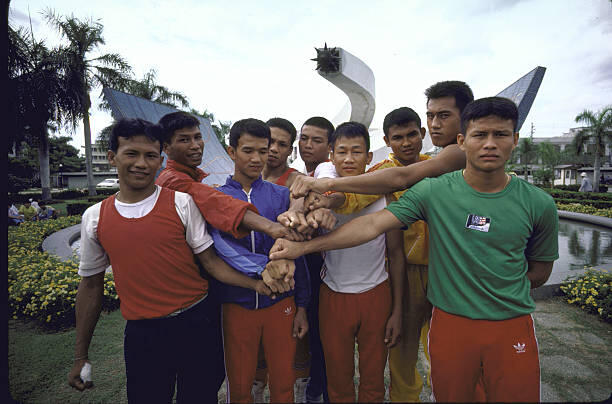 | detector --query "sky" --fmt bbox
[9,0,612,155]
